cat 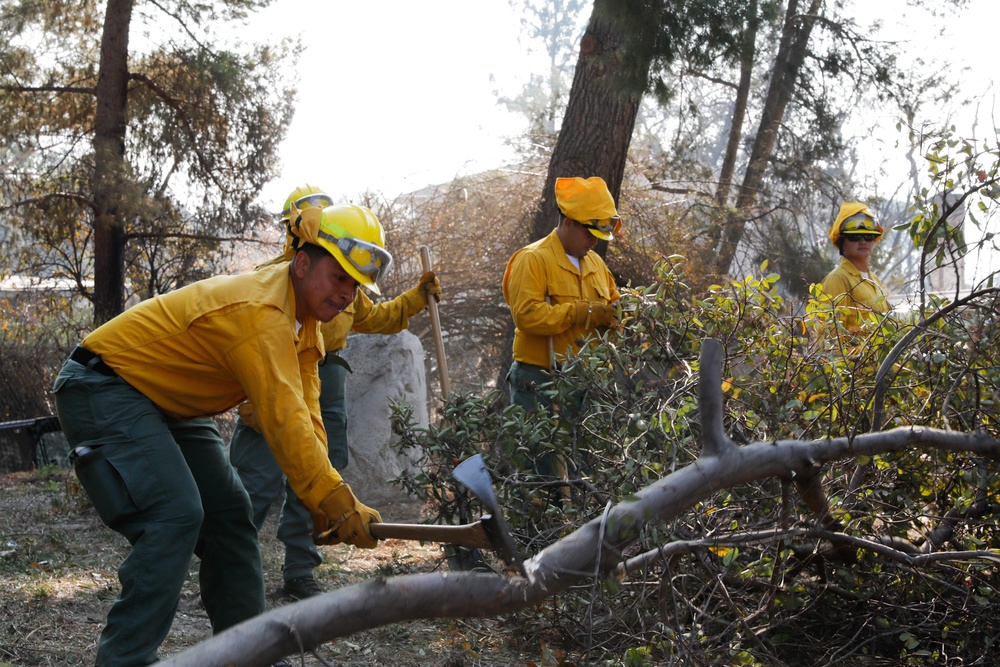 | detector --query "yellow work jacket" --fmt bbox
[503,229,620,368]
[320,284,427,353]
[819,257,890,330]
[81,262,339,512]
